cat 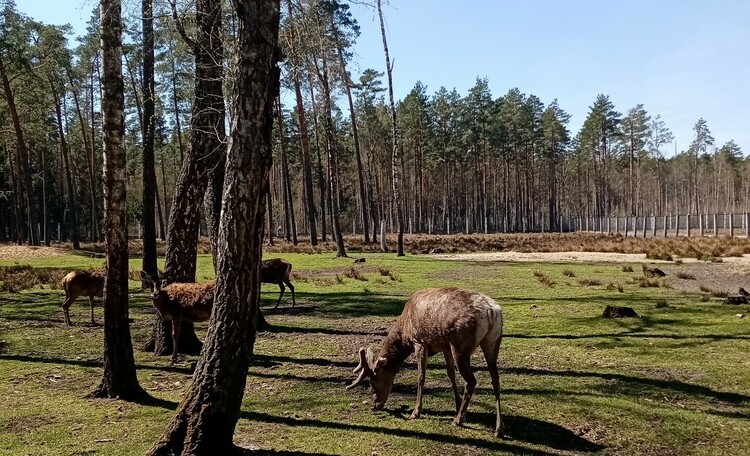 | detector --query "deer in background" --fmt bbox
[347,287,505,438]
[140,271,215,364]
[261,258,295,308]
[61,270,105,325]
